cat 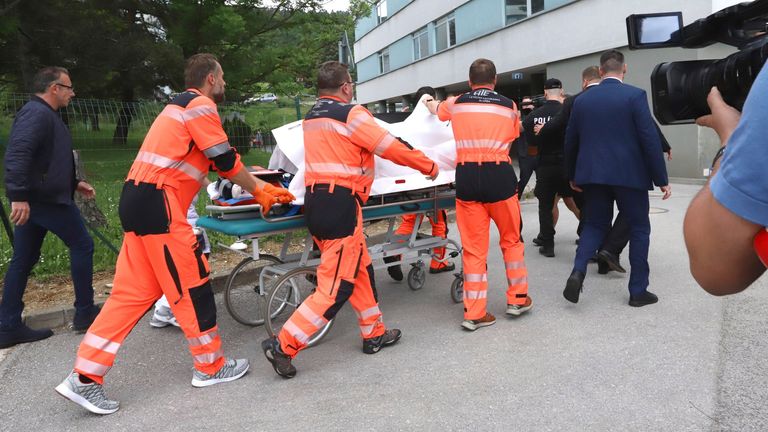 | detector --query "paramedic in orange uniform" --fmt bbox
[425,58,532,331]
[261,61,439,378]
[55,54,294,414]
